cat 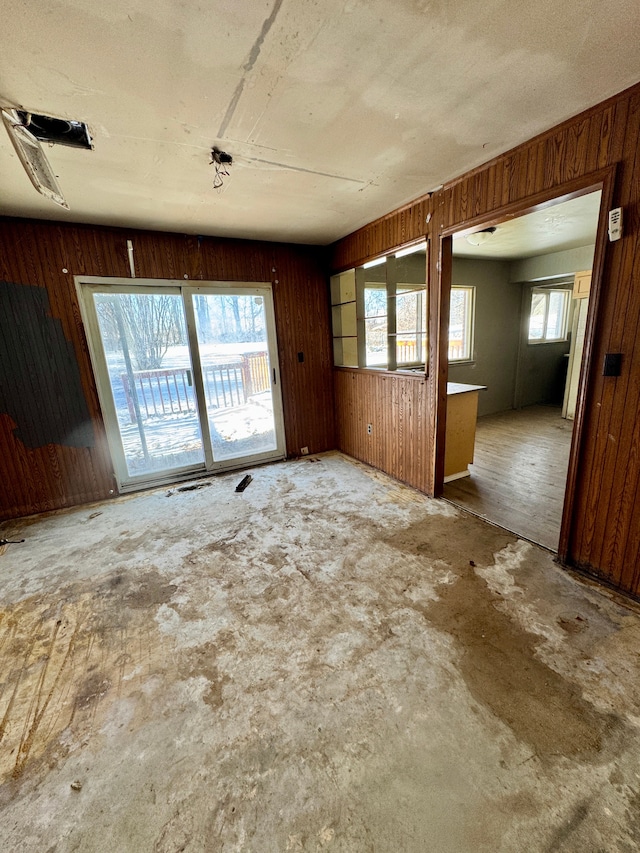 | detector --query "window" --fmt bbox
[449,286,474,361]
[395,285,427,366]
[330,243,427,371]
[363,284,388,366]
[528,289,570,342]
